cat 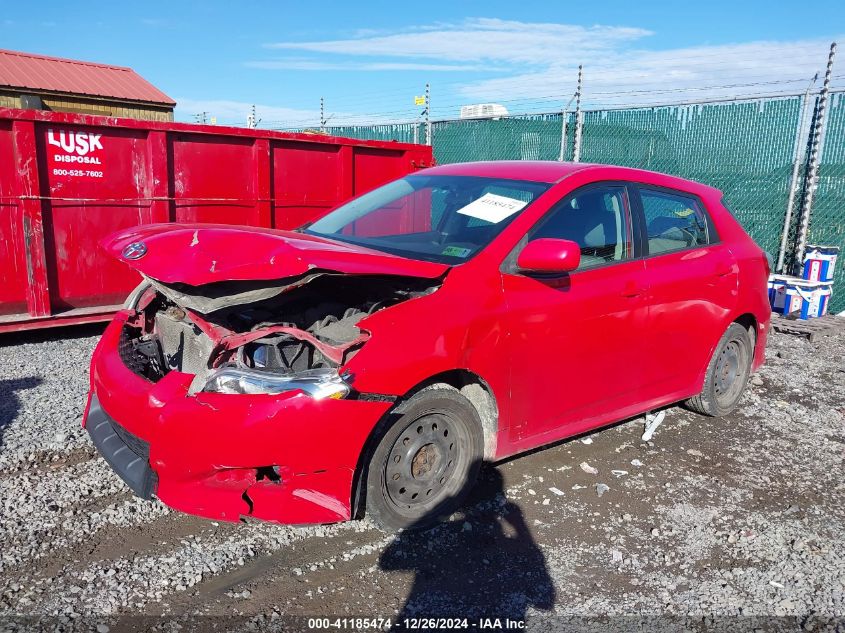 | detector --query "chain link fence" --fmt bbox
[324,122,422,144]
[577,98,803,259]
[431,114,568,163]
[320,92,844,312]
